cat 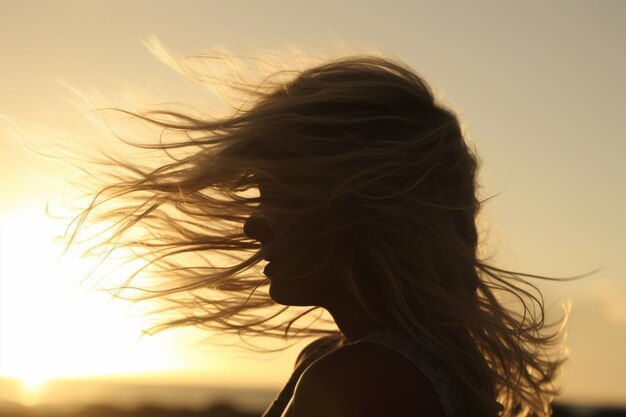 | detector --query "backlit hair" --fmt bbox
[66,47,581,417]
